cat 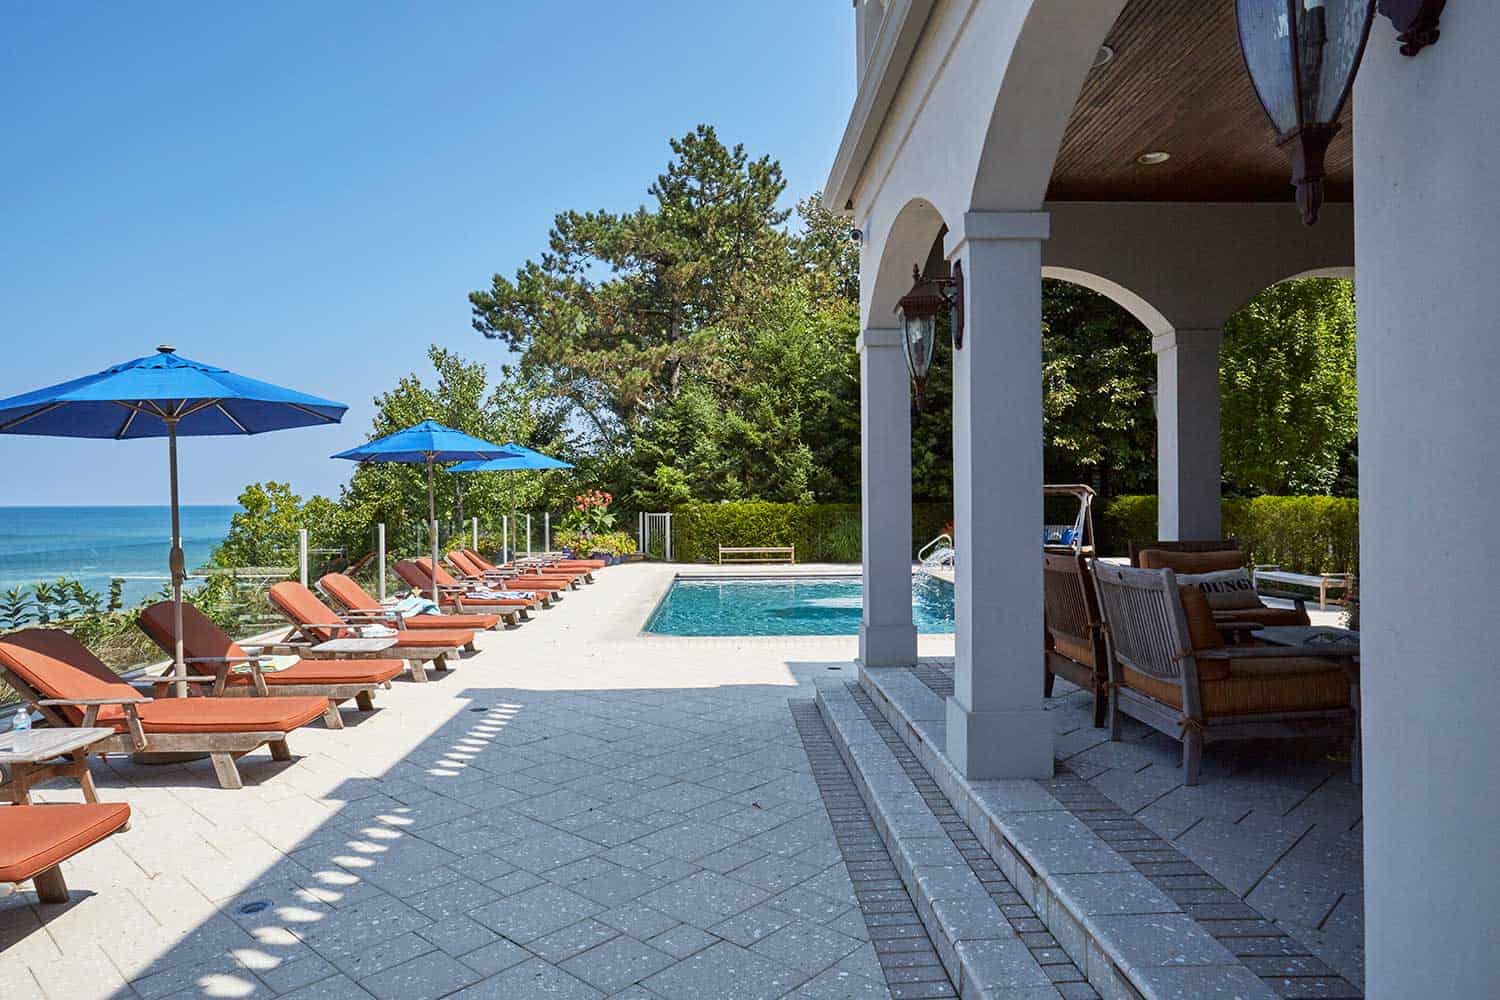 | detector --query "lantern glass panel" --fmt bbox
[900,308,937,383]
[1303,0,1370,122]
[1237,0,1300,134]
